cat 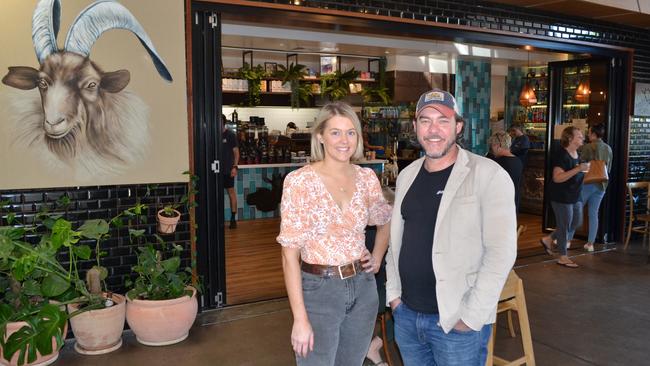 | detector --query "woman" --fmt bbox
[579,124,613,252]
[487,131,523,211]
[277,101,392,365]
[540,127,590,268]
